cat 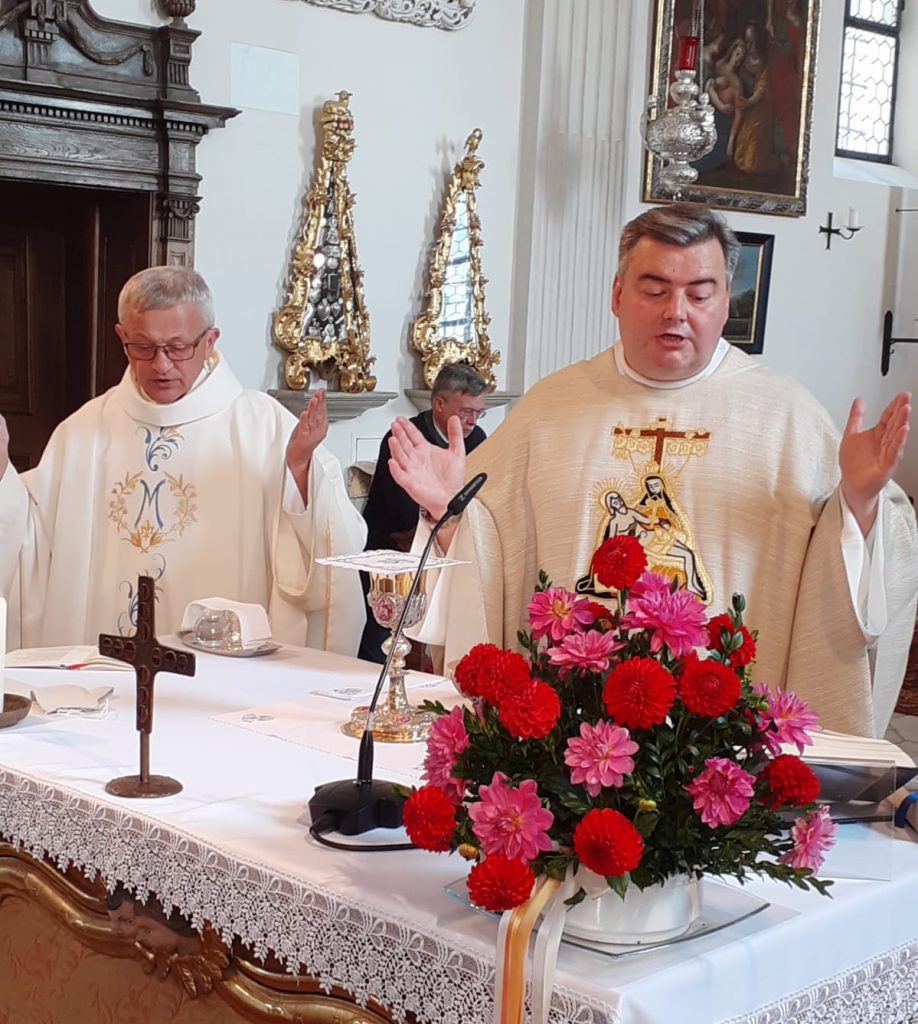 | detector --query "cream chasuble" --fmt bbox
[0,358,366,654]
[414,345,918,737]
